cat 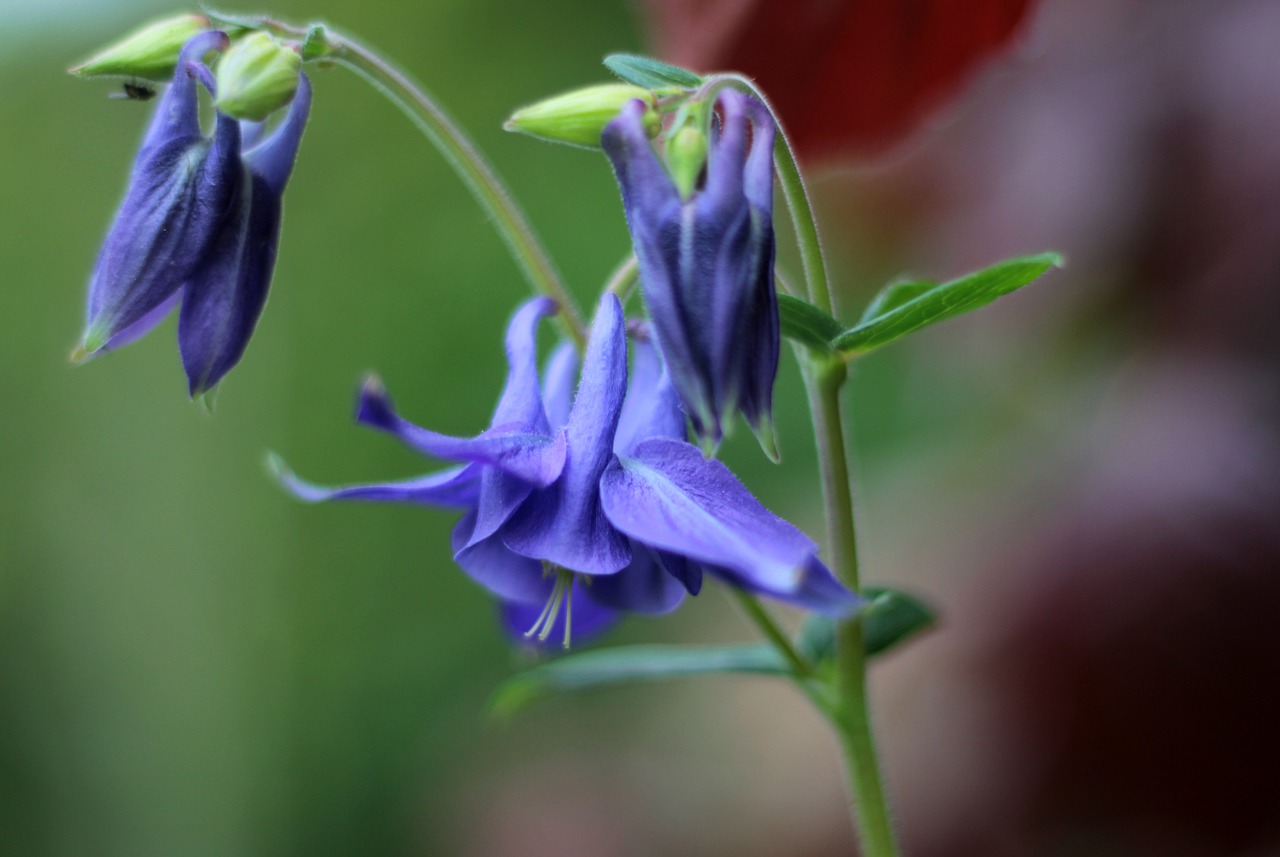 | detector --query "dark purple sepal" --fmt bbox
[587,542,686,614]
[601,91,781,451]
[179,168,277,395]
[179,74,312,395]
